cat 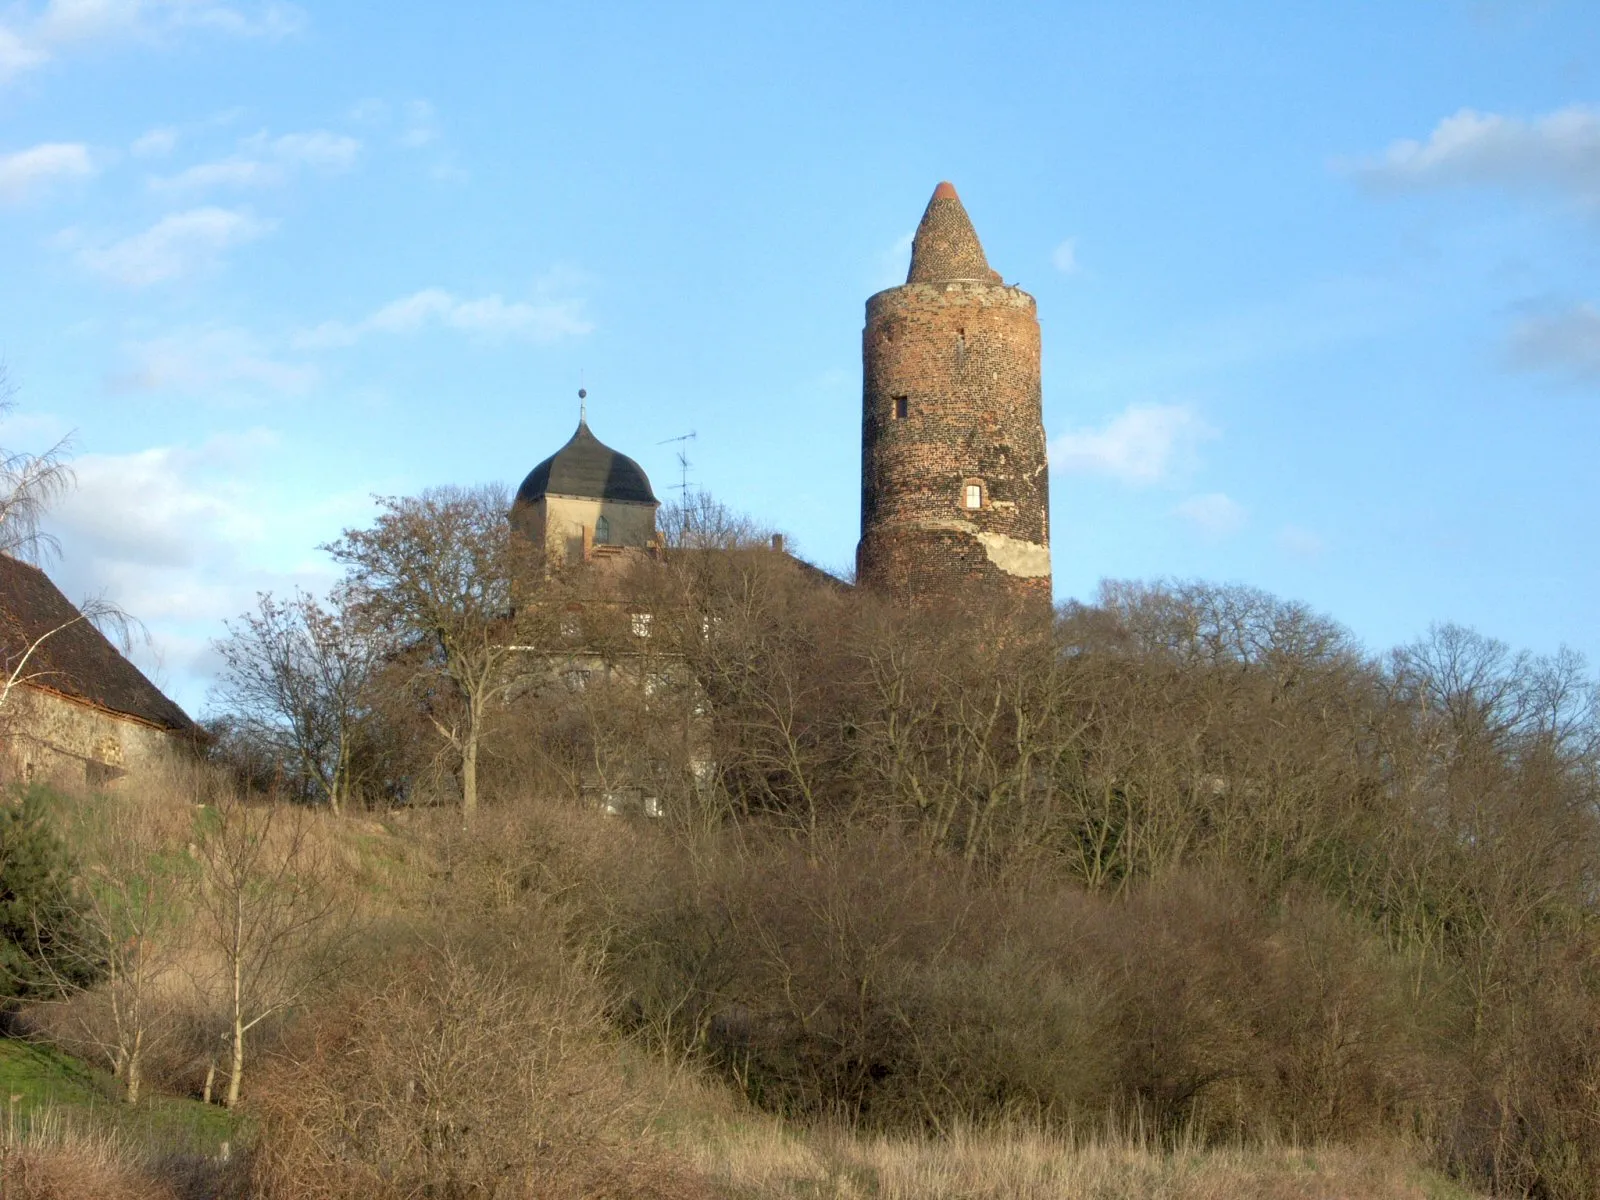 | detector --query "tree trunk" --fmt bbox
[225,1016,244,1109]
[226,906,245,1109]
[461,711,480,821]
[123,1031,143,1105]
